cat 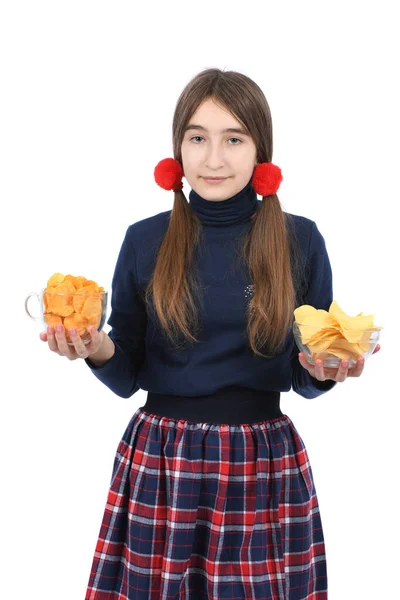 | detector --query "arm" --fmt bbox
[291,220,337,399]
[85,225,147,398]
